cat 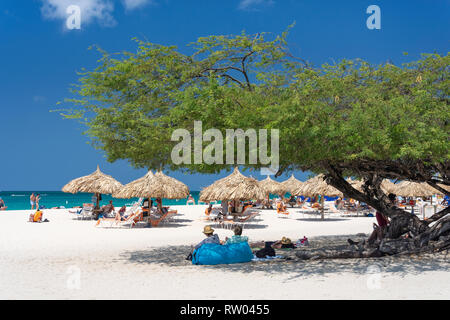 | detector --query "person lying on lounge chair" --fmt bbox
[100,201,115,217]
[114,205,127,221]
[205,203,213,216]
